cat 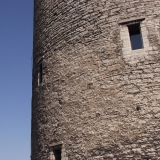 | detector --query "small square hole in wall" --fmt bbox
[127,23,143,50]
